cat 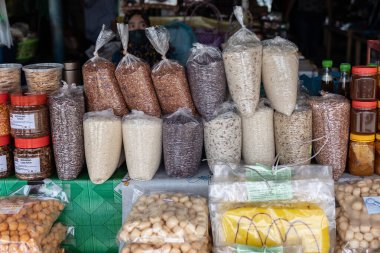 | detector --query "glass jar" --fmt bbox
[0,92,10,136]
[350,100,377,134]
[0,135,13,178]
[349,133,375,176]
[10,93,50,138]
[350,66,377,101]
[14,136,52,180]
[376,133,380,175]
